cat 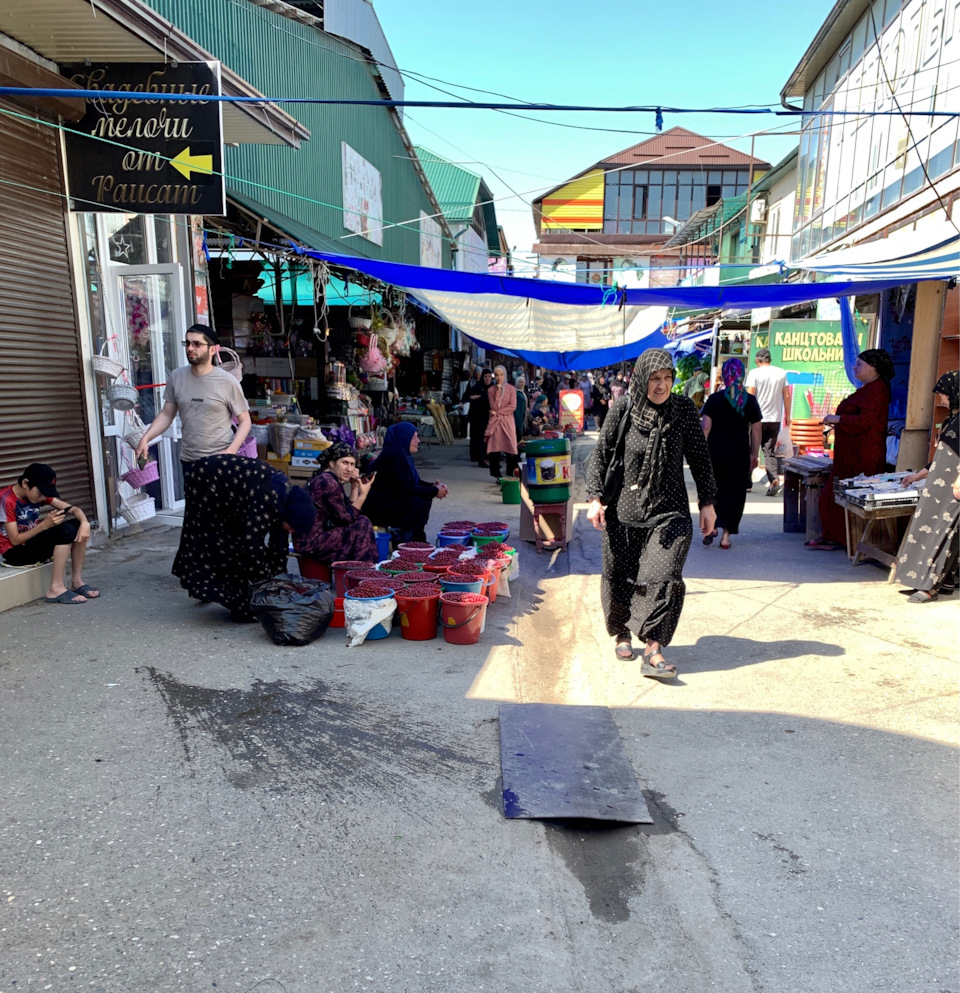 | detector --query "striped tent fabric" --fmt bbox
[795,222,959,281]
